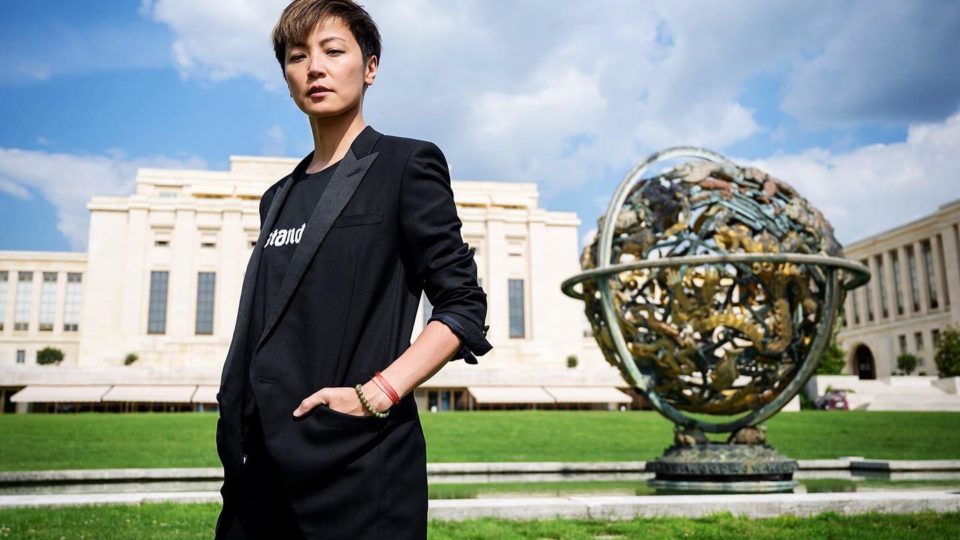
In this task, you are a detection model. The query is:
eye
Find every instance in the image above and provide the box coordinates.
[290,53,305,61]
[327,49,344,55]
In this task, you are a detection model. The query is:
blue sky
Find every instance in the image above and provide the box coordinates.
[1,0,958,253]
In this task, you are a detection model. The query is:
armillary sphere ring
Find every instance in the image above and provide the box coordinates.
[560,146,871,433]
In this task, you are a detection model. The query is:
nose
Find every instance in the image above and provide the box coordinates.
[308,56,326,79]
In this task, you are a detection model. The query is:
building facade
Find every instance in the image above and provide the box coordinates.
[837,199,960,378]
[1,154,631,412]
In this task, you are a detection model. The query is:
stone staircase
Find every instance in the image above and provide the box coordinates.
[804,375,960,412]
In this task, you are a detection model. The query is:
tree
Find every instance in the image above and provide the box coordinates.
[124,353,139,366]
[896,353,919,375]
[816,314,846,375]
[935,324,960,377]
[36,347,64,366]
[566,354,578,369]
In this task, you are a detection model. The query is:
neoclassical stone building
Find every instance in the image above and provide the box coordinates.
[0,154,631,412]
[837,199,960,378]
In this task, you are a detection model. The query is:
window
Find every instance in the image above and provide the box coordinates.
[906,246,920,312]
[14,271,33,331]
[155,240,169,247]
[851,288,861,325]
[891,251,904,316]
[38,272,57,331]
[898,335,907,355]
[875,255,888,319]
[509,278,525,338]
[933,329,941,349]
[0,271,7,331]
[147,270,169,334]
[16,349,25,364]
[915,331,924,351]
[201,241,216,249]
[862,260,874,322]
[195,272,216,335]
[63,273,81,332]
[922,240,937,309]
[936,235,950,308]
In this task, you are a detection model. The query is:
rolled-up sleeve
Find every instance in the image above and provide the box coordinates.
[399,141,492,364]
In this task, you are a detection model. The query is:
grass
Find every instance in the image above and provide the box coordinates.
[0,504,957,539]
[0,410,957,471]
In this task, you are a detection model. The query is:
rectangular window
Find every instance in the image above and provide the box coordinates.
[898,334,907,355]
[933,329,941,350]
[14,271,33,331]
[195,272,216,335]
[891,250,904,316]
[16,349,25,364]
[862,260,874,321]
[922,240,937,309]
[0,271,7,332]
[875,255,888,319]
[38,272,57,331]
[906,246,920,312]
[936,235,950,308]
[147,270,169,334]
[63,273,82,332]
[508,278,525,338]
[915,331,924,351]
[851,288,861,325]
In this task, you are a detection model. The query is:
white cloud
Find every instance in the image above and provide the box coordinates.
[744,112,960,245]
[0,148,206,251]
[140,0,288,89]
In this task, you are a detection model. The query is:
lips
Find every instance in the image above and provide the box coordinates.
[308,85,331,96]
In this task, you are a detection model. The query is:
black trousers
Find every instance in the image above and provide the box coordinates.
[218,413,305,539]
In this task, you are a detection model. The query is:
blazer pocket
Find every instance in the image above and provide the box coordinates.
[332,211,383,228]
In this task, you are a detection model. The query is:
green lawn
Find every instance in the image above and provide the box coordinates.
[0,504,957,539]
[0,410,957,471]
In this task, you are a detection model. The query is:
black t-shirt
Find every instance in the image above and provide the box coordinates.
[242,158,343,421]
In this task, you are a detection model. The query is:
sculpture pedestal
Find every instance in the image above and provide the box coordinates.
[646,442,798,493]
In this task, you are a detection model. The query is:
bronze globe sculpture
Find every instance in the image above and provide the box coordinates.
[561,147,870,492]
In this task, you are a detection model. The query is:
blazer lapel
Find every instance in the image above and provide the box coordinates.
[218,152,309,389]
[254,128,381,356]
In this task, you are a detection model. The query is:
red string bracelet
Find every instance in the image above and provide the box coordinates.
[374,371,401,405]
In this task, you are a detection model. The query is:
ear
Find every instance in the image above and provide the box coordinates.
[364,55,378,86]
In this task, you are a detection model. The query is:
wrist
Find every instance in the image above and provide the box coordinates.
[360,381,394,412]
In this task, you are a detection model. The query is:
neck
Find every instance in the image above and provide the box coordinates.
[306,110,367,173]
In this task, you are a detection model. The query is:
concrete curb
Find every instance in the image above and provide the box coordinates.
[1,490,958,519]
[428,490,960,520]
[3,459,959,485]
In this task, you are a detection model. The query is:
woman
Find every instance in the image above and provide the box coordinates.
[214,1,492,538]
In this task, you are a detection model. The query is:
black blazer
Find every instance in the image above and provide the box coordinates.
[215,125,492,538]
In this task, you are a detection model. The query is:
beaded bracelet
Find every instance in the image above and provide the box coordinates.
[355,383,390,418]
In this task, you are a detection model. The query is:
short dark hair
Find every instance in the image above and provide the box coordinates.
[272,0,381,73]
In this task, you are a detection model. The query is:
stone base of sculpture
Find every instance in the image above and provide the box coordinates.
[646,426,798,493]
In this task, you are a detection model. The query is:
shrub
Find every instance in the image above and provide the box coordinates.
[935,324,960,377]
[566,354,578,369]
[36,347,64,365]
[896,353,919,375]
[124,353,139,366]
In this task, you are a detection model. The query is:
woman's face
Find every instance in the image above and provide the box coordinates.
[284,17,376,119]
